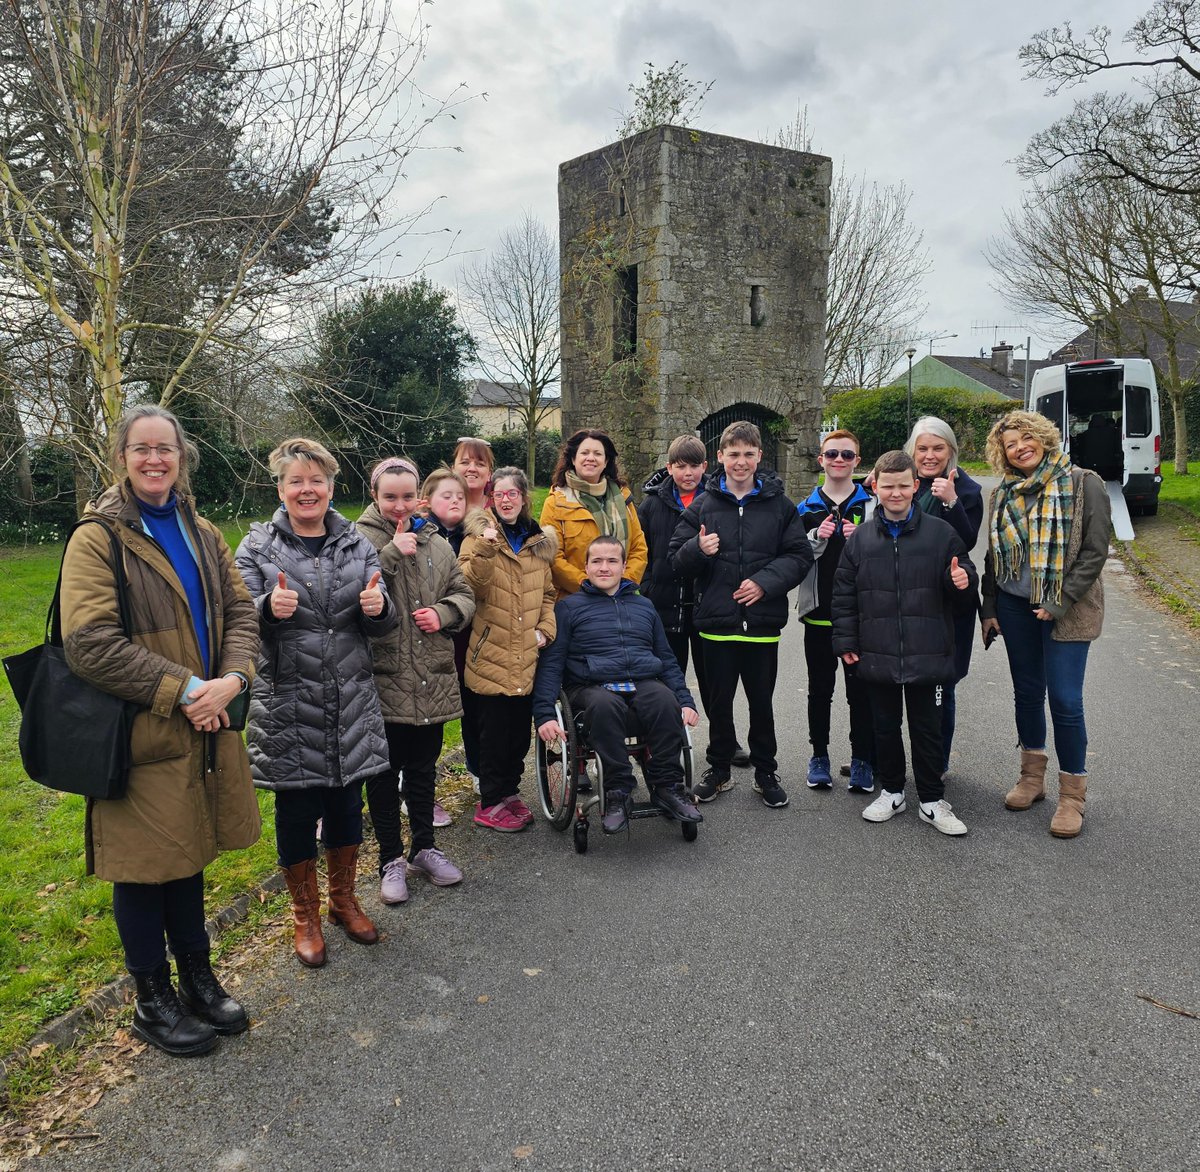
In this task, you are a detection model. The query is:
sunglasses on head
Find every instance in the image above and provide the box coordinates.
[822,448,857,461]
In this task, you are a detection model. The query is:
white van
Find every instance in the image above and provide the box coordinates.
[1028,357,1162,517]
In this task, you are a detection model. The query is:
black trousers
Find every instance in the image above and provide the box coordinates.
[803,622,874,762]
[112,871,209,975]
[458,673,482,777]
[866,681,945,803]
[567,680,685,795]
[702,638,779,776]
[274,783,364,868]
[472,690,533,807]
[366,721,445,869]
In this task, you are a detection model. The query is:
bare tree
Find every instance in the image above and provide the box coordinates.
[0,0,468,511]
[774,110,929,389]
[986,172,1199,470]
[1018,3,1200,197]
[458,215,560,481]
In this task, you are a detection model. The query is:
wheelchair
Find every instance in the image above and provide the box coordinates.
[534,689,698,854]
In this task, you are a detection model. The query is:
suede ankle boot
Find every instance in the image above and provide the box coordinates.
[176,950,249,1035]
[282,858,326,967]
[325,844,378,944]
[1005,748,1048,810]
[1050,772,1086,838]
[132,963,218,1057]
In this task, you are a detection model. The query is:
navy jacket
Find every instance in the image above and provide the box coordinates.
[638,466,702,632]
[532,579,695,726]
[669,472,811,638]
[831,506,978,686]
[796,482,875,623]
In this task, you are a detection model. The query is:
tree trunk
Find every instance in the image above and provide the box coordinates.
[526,419,537,484]
[1172,386,1190,474]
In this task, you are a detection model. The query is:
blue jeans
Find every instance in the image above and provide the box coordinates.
[996,591,1090,775]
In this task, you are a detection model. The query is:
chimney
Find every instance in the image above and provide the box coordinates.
[991,341,1014,377]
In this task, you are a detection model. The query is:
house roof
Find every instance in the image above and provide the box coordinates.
[468,378,560,408]
[1054,297,1200,376]
[929,354,1055,399]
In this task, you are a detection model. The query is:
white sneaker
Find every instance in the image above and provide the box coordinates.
[862,792,906,822]
[470,773,480,795]
[918,799,968,836]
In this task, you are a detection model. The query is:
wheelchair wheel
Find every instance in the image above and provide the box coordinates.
[536,692,578,830]
[573,819,589,854]
[681,820,698,843]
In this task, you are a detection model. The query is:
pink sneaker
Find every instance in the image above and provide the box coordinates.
[432,801,452,828]
[473,802,527,832]
[502,794,534,827]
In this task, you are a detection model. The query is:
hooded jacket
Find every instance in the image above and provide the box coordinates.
[668,472,811,638]
[60,482,261,883]
[234,506,397,790]
[795,482,875,622]
[458,507,557,696]
[637,466,702,632]
[831,505,978,685]
[532,578,696,726]
[355,503,475,725]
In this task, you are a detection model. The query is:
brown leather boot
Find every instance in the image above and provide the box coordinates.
[1005,749,1048,810]
[1050,773,1086,838]
[325,844,379,944]
[281,858,326,967]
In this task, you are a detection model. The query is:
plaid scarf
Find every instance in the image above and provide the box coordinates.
[565,471,629,548]
[990,450,1074,606]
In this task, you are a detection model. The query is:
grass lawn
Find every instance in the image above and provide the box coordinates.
[0,492,484,1060]
[1160,462,1200,518]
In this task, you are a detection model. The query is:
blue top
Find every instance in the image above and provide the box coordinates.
[137,493,210,678]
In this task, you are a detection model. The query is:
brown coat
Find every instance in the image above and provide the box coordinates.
[356,504,475,724]
[458,508,557,696]
[61,483,261,883]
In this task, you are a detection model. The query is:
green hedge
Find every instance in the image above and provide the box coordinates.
[1160,390,1200,464]
[827,386,1017,462]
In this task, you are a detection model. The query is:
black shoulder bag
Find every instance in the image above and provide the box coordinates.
[2,519,138,800]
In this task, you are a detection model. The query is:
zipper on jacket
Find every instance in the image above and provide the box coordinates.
[893,534,904,674]
[471,625,491,663]
[738,503,747,633]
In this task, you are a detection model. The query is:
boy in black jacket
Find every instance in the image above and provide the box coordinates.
[639,434,749,768]
[831,451,978,836]
[670,421,811,808]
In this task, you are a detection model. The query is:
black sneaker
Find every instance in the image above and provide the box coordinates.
[601,790,630,834]
[753,773,789,808]
[731,745,752,768]
[694,768,733,803]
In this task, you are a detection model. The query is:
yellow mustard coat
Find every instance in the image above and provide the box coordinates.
[538,485,648,598]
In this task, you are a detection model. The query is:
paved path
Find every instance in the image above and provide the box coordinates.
[37,531,1200,1171]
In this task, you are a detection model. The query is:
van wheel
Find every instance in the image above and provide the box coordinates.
[1142,501,1158,516]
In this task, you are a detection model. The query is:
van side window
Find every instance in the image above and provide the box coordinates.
[1125,385,1151,438]
[1036,390,1064,434]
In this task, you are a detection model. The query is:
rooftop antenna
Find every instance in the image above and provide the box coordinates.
[972,323,1033,404]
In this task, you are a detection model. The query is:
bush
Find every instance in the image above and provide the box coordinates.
[483,430,561,485]
[827,386,1016,462]
[1160,389,1200,465]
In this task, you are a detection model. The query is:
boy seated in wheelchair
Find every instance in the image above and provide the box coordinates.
[534,536,703,834]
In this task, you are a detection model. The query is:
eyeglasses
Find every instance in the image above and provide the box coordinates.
[126,444,180,459]
[822,449,857,461]
[492,489,522,501]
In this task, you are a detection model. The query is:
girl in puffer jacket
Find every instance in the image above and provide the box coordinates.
[357,458,475,904]
[458,466,557,832]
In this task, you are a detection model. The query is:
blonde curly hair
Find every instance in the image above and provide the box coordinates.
[985,410,1062,475]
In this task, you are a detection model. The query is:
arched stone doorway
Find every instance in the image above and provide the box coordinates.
[698,403,783,473]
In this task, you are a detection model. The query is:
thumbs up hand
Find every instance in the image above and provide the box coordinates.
[392,527,418,555]
[271,571,299,619]
[698,523,719,556]
[932,469,958,507]
[949,555,969,591]
[360,570,386,616]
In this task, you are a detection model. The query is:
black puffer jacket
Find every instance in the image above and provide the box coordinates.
[831,507,978,685]
[669,472,811,637]
[532,579,695,726]
[235,507,397,791]
[638,466,698,632]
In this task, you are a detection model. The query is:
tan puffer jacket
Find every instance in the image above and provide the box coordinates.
[458,507,557,696]
[356,504,475,724]
[60,483,261,884]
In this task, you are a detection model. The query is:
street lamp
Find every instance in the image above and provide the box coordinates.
[904,346,917,439]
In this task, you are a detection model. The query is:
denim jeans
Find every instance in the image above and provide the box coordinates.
[996,591,1091,774]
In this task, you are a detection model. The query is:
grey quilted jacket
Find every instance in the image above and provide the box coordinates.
[235,507,397,791]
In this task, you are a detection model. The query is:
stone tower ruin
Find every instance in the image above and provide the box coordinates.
[558,125,831,497]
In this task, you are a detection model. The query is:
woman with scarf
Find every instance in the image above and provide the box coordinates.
[903,416,984,775]
[980,410,1110,838]
[539,429,648,598]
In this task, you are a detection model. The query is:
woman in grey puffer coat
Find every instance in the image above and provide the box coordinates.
[235,438,397,968]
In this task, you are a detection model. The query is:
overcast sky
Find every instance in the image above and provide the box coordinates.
[382,0,1141,373]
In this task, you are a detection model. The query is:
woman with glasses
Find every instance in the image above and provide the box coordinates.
[903,416,984,776]
[458,467,557,832]
[540,429,647,598]
[60,405,261,1056]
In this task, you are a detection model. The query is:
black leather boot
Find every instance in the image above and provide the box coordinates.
[176,950,249,1035]
[132,963,218,1056]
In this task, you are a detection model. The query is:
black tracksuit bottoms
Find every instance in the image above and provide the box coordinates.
[866,681,946,803]
[702,638,779,777]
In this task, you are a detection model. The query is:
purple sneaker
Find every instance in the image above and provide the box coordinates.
[432,801,452,828]
[379,857,409,904]
[407,847,463,887]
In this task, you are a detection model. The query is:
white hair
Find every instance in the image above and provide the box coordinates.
[904,416,959,471]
